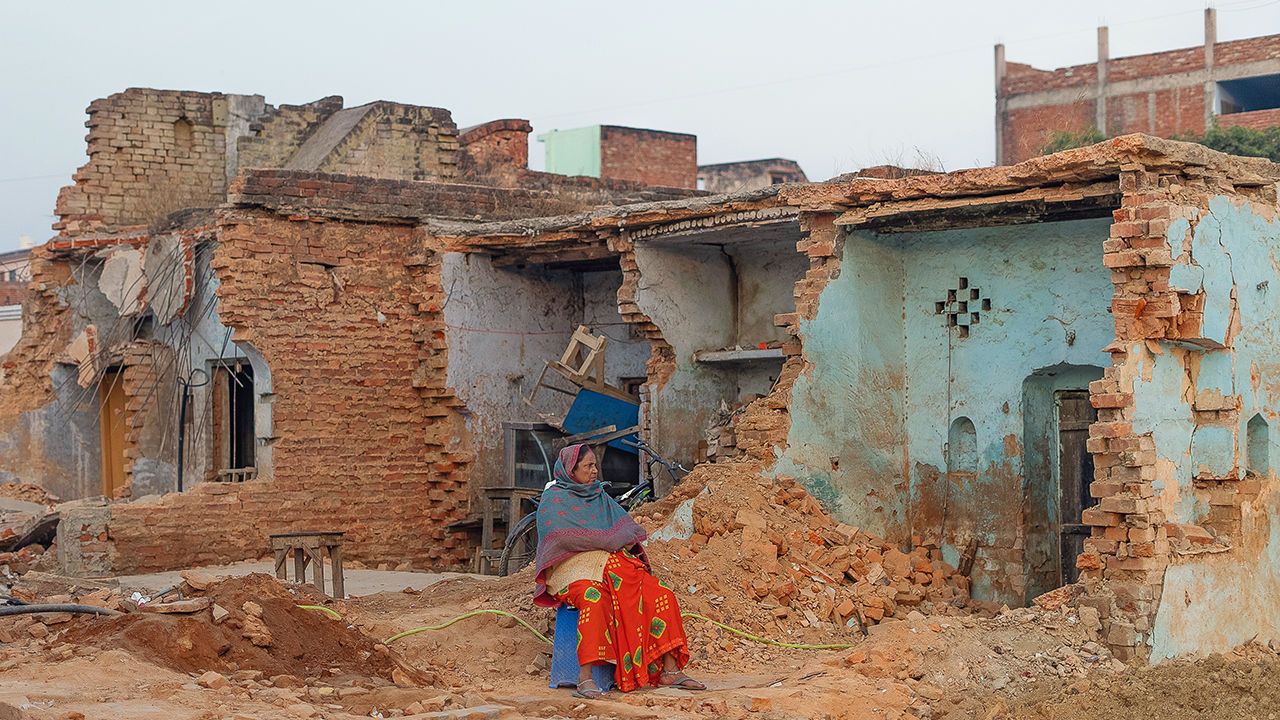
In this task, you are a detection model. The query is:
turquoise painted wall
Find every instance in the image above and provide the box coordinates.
[1147,196,1280,661]
[538,126,601,178]
[778,218,1115,605]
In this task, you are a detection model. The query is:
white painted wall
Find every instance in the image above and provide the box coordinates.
[443,254,645,488]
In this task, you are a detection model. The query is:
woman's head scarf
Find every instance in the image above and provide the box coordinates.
[531,443,648,606]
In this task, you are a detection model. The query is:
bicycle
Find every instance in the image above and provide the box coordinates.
[497,438,691,577]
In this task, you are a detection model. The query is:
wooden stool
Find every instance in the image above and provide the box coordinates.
[270,531,345,598]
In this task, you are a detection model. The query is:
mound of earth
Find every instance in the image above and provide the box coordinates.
[62,573,414,682]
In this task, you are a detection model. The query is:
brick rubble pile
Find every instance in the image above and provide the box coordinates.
[640,462,986,655]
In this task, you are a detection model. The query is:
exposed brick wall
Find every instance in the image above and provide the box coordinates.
[1001,102,1097,176]
[55,89,231,235]
[599,126,697,189]
[0,249,75,420]
[117,340,175,499]
[1077,165,1278,662]
[315,104,458,182]
[732,213,840,462]
[237,96,346,171]
[98,211,473,572]
[230,169,701,224]
[0,282,25,307]
[1218,107,1280,130]
[458,119,532,180]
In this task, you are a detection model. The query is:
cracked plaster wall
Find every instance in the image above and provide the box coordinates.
[1146,195,1280,660]
[777,219,1114,605]
[441,254,646,492]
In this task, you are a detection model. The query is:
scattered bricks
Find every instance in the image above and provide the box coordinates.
[197,671,229,690]
[1106,621,1139,647]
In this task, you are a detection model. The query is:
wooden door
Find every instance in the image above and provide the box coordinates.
[1056,390,1097,585]
[99,370,127,497]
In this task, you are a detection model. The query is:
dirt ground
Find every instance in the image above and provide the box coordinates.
[2,468,1280,718]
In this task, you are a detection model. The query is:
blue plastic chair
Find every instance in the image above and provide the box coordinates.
[549,605,616,691]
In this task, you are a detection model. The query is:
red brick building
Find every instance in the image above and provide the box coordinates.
[996,9,1280,164]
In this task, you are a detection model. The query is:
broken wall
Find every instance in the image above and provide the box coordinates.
[1092,190,1280,661]
[59,210,474,573]
[55,89,266,235]
[778,218,1115,605]
[1071,161,1280,663]
[440,254,646,491]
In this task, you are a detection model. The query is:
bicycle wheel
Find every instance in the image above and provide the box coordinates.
[499,513,539,576]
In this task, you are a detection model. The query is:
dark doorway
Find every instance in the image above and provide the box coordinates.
[1056,390,1097,585]
[211,362,255,480]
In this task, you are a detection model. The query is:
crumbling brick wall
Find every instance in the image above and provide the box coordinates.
[236,96,346,171]
[0,249,75,419]
[315,104,459,181]
[458,119,533,182]
[1078,161,1280,662]
[94,210,474,572]
[55,89,236,235]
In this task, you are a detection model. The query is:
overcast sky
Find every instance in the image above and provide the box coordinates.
[1,0,1277,252]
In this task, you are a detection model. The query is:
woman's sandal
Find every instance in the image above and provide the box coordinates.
[572,678,605,700]
[658,670,706,691]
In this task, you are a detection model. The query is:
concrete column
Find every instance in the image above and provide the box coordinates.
[995,43,1007,165]
[1204,7,1218,129]
[1096,26,1109,135]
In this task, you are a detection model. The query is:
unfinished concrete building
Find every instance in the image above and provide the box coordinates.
[997,9,1280,164]
[451,135,1280,663]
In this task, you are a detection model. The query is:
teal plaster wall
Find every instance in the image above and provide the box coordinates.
[1148,196,1280,661]
[777,218,1114,605]
[538,126,601,178]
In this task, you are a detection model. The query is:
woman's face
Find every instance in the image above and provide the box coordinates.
[571,449,599,484]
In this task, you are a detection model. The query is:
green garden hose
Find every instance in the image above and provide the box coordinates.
[383,608,553,645]
[299,604,860,651]
[296,604,342,621]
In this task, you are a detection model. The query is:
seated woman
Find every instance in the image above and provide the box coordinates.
[533,443,704,699]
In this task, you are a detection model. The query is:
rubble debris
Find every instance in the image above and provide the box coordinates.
[638,462,978,652]
[57,574,415,681]
[0,483,59,506]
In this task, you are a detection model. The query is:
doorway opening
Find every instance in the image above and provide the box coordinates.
[1054,389,1097,586]
[211,361,255,481]
[98,368,127,497]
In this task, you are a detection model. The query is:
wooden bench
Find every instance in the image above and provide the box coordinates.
[270,531,345,598]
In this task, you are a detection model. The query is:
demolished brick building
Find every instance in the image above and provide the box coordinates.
[4,86,1280,667]
[448,135,1280,663]
[0,88,701,574]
